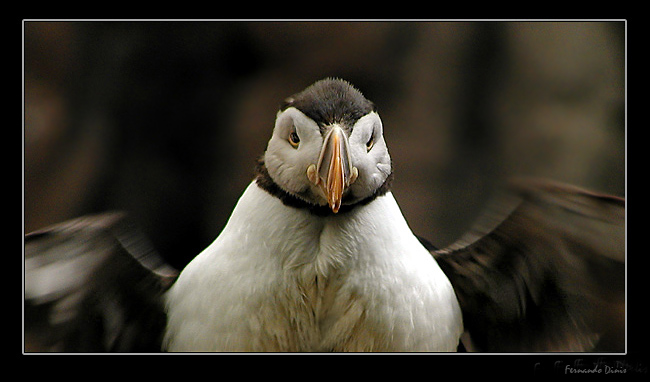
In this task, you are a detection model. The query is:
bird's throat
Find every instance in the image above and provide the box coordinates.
[254,158,393,217]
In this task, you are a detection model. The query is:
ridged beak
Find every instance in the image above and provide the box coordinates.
[307,125,358,213]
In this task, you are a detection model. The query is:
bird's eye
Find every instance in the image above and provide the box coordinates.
[366,133,375,152]
[288,128,300,148]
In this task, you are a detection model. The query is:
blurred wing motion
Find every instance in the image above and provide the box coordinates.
[432,179,625,352]
[24,212,178,352]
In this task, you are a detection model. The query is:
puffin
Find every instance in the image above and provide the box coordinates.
[24,78,625,352]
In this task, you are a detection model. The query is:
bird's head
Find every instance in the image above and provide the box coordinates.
[262,78,392,214]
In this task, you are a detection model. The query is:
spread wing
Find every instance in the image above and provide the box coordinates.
[24,212,178,352]
[431,179,625,352]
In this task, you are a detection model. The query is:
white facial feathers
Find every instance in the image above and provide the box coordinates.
[265,108,322,198]
[264,107,391,208]
[345,112,391,197]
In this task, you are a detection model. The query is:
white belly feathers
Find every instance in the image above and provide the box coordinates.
[163,182,463,352]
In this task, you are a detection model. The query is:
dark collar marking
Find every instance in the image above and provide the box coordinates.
[254,158,392,217]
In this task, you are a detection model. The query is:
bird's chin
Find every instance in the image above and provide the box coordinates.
[298,186,361,211]
[283,185,327,208]
[312,184,366,206]
[303,187,339,209]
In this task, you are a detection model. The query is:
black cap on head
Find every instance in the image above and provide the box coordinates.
[281,78,376,134]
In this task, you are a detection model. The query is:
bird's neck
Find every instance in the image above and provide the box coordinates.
[218,180,417,275]
[253,158,393,217]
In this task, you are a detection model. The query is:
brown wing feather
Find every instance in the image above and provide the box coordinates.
[433,179,625,352]
[24,212,178,352]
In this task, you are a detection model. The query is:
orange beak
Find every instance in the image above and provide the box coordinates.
[308,125,358,213]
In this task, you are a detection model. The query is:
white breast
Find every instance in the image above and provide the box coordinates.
[163,182,463,352]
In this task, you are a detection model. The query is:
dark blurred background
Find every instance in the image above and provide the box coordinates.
[24,21,625,270]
